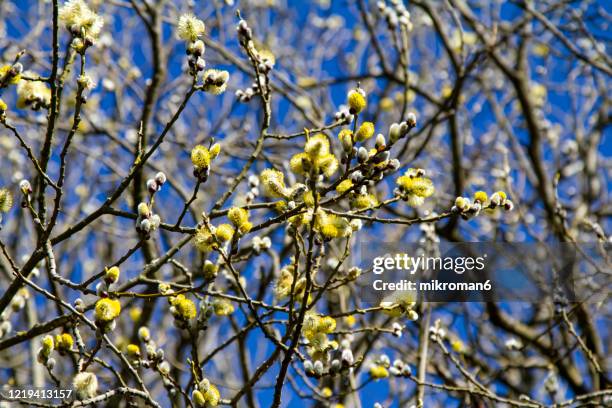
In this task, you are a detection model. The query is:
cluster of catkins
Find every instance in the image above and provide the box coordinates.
[235,18,274,103]
[304,333,355,378]
[394,167,435,207]
[0,286,33,339]
[177,14,207,74]
[135,172,165,236]
[452,190,514,219]
[0,62,23,89]
[377,0,413,30]
[36,332,74,372]
[177,13,230,93]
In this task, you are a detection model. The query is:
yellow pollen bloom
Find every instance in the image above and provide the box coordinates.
[473,191,488,203]
[260,168,287,198]
[55,333,74,351]
[104,266,120,283]
[94,298,121,323]
[215,224,234,242]
[177,13,205,42]
[171,294,197,320]
[347,89,366,114]
[126,344,141,357]
[355,122,375,142]
[191,145,211,170]
[41,335,54,358]
[369,365,389,379]
[212,299,235,316]
[335,179,353,194]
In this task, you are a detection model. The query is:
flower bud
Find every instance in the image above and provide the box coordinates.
[406,112,417,128]
[19,180,32,195]
[375,133,386,149]
[155,172,167,186]
[357,147,368,163]
[147,179,158,193]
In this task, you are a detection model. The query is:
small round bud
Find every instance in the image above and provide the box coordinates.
[19,180,32,195]
[155,172,167,186]
[357,147,368,163]
[195,57,206,71]
[406,112,417,128]
[375,133,386,149]
[47,357,56,370]
[147,179,158,193]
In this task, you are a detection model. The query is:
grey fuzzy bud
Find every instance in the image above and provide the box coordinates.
[192,40,205,56]
[341,348,354,365]
[389,123,401,143]
[46,358,56,370]
[357,147,368,163]
[140,219,152,232]
[313,360,324,376]
[195,57,206,71]
[388,159,400,171]
[406,112,417,128]
[147,179,158,193]
[155,172,166,186]
[11,63,23,75]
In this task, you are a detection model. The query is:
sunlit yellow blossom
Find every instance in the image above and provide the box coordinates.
[40,335,54,358]
[104,266,120,283]
[260,168,288,198]
[73,372,98,400]
[212,299,235,316]
[396,170,435,207]
[203,261,219,280]
[347,88,366,114]
[55,333,73,351]
[129,307,142,322]
[94,298,121,323]
[473,191,488,203]
[338,129,353,150]
[344,315,356,327]
[352,193,378,210]
[193,390,206,407]
[0,65,20,85]
[335,179,353,194]
[126,344,140,357]
[209,143,221,159]
[16,76,51,109]
[355,122,375,142]
[191,145,211,170]
[369,364,389,379]
[203,384,220,406]
[171,294,197,320]
[203,69,229,95]
[304,134,330,157]
[451,339,465,353]
[59,0,104,39]
[316,211,351,239]
[215,223,234,242]
[0,189,13,213]
[194,226,216,252]
[228,207,252,234]
[291,134,339,178]
[177,13,205,42]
